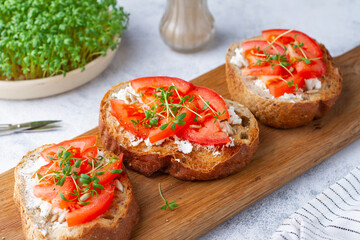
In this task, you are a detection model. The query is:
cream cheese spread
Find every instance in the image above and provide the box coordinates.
[112,84,142,104]
[305,78,322,90]
[230,48,249,67]
[174,136,193,154]
[228,106,242,125]
[19,155,68,236]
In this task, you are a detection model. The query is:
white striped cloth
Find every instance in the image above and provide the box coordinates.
[272,166,360,240]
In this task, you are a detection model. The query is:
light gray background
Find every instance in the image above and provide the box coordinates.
[1,0,359,239]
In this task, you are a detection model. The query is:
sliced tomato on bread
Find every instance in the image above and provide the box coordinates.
[148,103,195,143]
[177,117,231,145]
[31,136,127,229]
[175,86,230,145]
[267,74,305,98]
[40,136,97,162]
[110,99,151,139]
[66,181,115,227]
[112,78,231,145]
[262,29,323,58]
[190,86,230,121]
[95,154,124,185]
[294,58,326,79]
[242,65,284,76]
[33,162,61,179]
[33,176,76,210]
[242,40,286,56]
[241,40,288,76]
[261,29,326,79]
[130,76,194,94]
[236,29,326,98]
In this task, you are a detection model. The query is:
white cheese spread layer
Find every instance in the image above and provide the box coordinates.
[277,92,303,102]
[228,106,242,125]
[305,78,322,90]
[225,137,235,147]
[126,132,144,147]
[19,155,68,236]
[112,84,142,104]
[254,79,268,92]
[253,78,303,102]
[144,138,166,147]
[174,136,193,154]
[230,48,249,67]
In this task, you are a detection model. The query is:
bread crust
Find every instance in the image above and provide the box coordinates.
[99,82,259,181]
[225,36,342,128]
[14,145,140,240]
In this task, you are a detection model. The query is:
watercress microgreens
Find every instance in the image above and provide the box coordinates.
[0,0,129,80]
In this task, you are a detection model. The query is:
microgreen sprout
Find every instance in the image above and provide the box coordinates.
[286,80,299,91]
[278,76,299,91]
[159,183,178,211]
[197,94,226,122]
[0,0,129,80]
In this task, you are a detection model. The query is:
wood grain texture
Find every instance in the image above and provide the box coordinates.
[1,46,360,240]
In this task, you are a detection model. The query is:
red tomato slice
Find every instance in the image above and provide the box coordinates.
[32,162,61,179]
[242,40,286,55]
[96,154,124,185]
[177,118,231,145]
[267,74,305,98]
[33,176,76,210]
[262,29,323,58]
[148,103,195,143]
[242,65,283,76]
[294,59,326,79]
[139,88,158,106]
[66,181,115,227]
[140,88,182,111]
[241,40,287,76]
[130,76,194,94]
[190,86,229,121]
[40,136,97,162]
[78,146,98,174]
[259,76,279,87]
[286,43,303,60]
[110,99,150,139]
[82,146,98,159]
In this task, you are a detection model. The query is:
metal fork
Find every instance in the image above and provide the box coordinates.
[0,120,61,136]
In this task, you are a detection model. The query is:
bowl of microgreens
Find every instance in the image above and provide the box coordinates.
[0,0,129,100]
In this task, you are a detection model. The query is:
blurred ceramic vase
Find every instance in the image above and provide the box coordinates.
[159,0,215,52]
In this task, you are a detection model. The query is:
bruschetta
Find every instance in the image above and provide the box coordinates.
[14,136,139,240]
[99,77,259,180]
[225,29,342,128]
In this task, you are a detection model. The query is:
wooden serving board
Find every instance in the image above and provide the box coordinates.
[1,46,360,240]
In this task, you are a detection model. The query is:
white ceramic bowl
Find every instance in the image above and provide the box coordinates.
[0,46,118,100]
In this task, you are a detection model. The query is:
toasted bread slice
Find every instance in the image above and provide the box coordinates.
[99,81,259,181]
[14,145,139,240]
[225,36,342,128]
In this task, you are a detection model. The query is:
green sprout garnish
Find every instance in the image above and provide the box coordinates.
[37,146,122,206]
[159,183,178,211]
